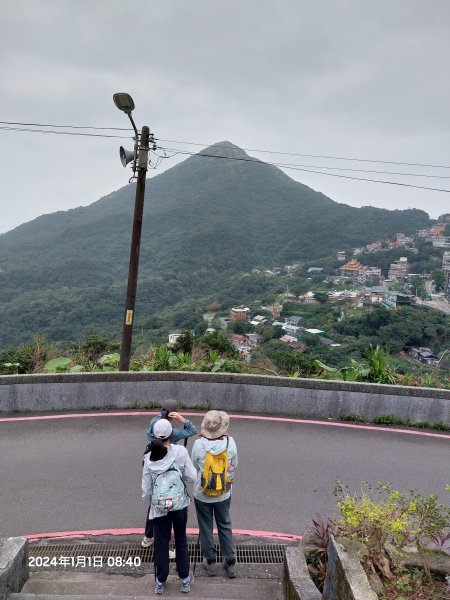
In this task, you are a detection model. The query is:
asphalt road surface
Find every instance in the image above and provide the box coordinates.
[0,411,449,538]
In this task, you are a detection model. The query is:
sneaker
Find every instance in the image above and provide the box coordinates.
[155,578,166,594]
[169,548,176,560]
[141,536,153,548]
[202,557,217,576]
[180,571,194,593]
[224,560,237,578]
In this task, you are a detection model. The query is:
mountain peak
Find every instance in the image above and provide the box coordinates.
[199,141,250,160]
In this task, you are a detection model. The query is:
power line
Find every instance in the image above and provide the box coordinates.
[1,119,449,169]
[157,139,450,170]
[157,147,450,193]
[0,126,131,139]
[2,121,450,191]
[160,146,450,179]
[0,120,132,131]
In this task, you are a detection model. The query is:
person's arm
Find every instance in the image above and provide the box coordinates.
[145,416,159,443]
[227,437,238,481]
[191,440,200,472]
[179,447,197,483]
[141,459,153,500]
[168,412,198,443]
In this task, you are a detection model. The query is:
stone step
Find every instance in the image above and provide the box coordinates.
[10,571,283,600]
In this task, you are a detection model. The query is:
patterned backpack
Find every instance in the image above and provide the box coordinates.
[151,464,189,516]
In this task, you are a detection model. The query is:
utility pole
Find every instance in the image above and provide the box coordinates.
[119,125,150,371]
[113,93,155,371]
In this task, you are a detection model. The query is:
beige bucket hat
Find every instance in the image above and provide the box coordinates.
[201,410,230,439]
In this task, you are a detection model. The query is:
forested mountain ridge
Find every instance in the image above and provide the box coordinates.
[0,142,431,345]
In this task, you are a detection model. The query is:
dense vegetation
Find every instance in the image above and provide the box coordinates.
[0,142,431,346]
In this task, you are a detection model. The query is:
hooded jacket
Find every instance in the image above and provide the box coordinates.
[191,436,238,503]
[142,444,197,519]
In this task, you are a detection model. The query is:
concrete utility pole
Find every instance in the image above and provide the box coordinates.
[119,125,150,371]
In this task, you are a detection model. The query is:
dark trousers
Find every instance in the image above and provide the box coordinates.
[145,505,154,538]
[153,507,190,583]
[194,497,235,564]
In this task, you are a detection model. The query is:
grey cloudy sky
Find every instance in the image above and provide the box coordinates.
[0,0,449,234]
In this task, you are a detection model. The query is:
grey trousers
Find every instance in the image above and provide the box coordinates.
[194,496,235,564]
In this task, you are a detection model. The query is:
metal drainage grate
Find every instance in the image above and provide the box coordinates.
[30,542,286,568]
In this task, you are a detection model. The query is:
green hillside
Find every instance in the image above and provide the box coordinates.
[0,142,430,345]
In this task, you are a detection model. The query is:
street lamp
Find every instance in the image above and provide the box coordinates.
[113,92,154,371]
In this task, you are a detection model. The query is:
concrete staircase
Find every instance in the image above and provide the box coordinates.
[9,570,284,600]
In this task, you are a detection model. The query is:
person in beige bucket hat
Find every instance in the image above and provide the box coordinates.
[191,410,238,578]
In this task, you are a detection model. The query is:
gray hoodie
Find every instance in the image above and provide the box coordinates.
[191,436,238,503]
[142,444,197,519]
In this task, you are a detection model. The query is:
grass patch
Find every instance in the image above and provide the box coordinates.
[432,422,450,432]
[340,414,367,423]
[373,414,411,426]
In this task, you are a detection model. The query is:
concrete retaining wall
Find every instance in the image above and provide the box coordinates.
[0,372,449,424]
[284,545,322,600]
[323,536,378,600]
[0,538,28,600]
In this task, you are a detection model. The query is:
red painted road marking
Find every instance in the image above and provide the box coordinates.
[1,411,449,439]
[25,528,301,542]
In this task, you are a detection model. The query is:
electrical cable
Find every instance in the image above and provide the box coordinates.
[0,125,131,139]
[1,121,449,191]
[157,139,450,170]
[158,145,450,180]
[0,120,132,131]
[157,147,450,193]
[1,120,449,169]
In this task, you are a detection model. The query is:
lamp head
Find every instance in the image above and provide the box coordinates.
[113,93,135,114]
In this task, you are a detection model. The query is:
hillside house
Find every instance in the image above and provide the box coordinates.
[245,333,265,348]
[319,337,342,348]
[279,335,298,344]
[443,252,450,297]
[307,267,324,275]
[368,286,386,303]
[230,307,250,321]
[283,324,302,337]
[383,291,413,309]
[298,292,317,304]
[271,303,282,318]
[168,330,182,346]
[359,266,382,286]
[303,328,325,335]
[284,315,303,326]
[408,347,439,365]
[388,257,409,281]
[432,237,450,248]
[250,315,268,326]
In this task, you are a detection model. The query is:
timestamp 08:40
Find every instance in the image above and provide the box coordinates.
[29,556,142,568]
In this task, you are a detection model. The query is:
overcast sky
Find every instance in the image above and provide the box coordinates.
[0,0,449,234]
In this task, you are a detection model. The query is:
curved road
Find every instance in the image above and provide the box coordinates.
[0,411,449,539]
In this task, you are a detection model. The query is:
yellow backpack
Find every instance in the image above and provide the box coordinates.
[201,438,232,497]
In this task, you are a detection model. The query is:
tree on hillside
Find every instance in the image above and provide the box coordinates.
[0,334,56,374]
[431,269,445,292]
[228,320,254,335]
[172,330,195,354]
[200,330,237,358]
[69,336,120,370]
